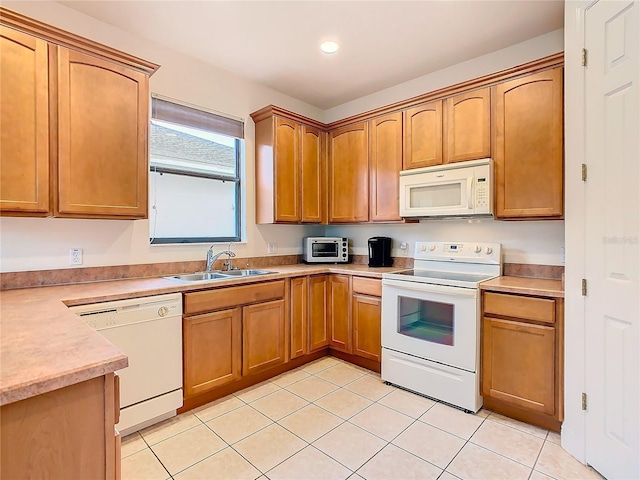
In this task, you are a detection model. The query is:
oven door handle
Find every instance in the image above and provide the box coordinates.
[382,279,478,298]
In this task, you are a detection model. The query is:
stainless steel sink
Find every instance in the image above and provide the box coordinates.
[165,269,275,282]
[165,272,229,282]
[218,269,275,277]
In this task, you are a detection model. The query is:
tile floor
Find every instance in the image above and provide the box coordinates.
[121,357,603,480]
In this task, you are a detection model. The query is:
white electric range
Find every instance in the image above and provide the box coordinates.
[381,241,502,413]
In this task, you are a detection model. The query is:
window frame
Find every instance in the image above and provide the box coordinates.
[149,97,243,245]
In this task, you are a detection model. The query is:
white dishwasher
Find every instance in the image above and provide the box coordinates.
[71,293,183,436]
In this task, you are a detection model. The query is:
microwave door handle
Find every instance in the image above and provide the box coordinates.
[383,279,478,298]
[467,179,473,209]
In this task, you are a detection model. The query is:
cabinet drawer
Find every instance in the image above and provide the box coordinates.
[352,277,382,297]
[484,292,555,324]
[184,280,285,315]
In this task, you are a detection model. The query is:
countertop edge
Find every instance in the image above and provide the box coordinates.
[480,276,565,298]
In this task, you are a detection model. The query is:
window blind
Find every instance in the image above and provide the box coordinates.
[151,96,244,139]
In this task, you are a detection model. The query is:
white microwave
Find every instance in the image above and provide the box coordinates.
[399,158,493,218]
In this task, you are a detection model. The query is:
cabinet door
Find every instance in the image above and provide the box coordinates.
[369,112,403,222]
[482,317,556,415]
[183,308,242,398]
[329,123,369,222]
[243,299,286,376]
[0,27,50,215]
[493,68,563,218]
[301,125,325,223]
[309,275,330,351]
[444,88,491,163]
[274,117,300,222]
[56,48,149,218]
[328,275,351,353]
[352,294,381,362]
[403,101,443,169]
[290,277,308,359]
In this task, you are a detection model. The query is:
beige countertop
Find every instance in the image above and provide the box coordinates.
[480,275,564,298]
[0,264,403,406]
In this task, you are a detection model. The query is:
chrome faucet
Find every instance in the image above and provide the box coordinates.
[205,247,236,271]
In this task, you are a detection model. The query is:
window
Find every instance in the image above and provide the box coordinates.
[149,96,244,244]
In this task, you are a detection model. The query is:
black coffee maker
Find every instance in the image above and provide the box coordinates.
[368,237,393,267]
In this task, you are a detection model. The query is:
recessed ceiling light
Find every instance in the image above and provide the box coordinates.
[320,41,339,54]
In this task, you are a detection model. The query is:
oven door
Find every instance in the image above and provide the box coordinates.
[382,278,480,372]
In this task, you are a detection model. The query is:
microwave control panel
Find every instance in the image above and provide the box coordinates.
[475,176,490,213]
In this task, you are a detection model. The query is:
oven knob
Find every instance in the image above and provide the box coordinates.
[429,244,436,251]
[474,245,482,253]
[485,247,493,255]
[420,244,427,251]
[158,306,169,317]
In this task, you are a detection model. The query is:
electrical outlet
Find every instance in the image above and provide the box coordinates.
[399,242,409,256]
[69,248,83,265]
[267,243,277,254]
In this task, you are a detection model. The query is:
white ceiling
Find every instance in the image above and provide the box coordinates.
[60,1,564,109]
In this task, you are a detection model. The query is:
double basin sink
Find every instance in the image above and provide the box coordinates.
[166,269,276,283]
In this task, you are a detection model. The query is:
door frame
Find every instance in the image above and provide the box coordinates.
[563,0,594,464]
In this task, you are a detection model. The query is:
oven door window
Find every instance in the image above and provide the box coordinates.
[312,242,338,257]
[398,296,454,346]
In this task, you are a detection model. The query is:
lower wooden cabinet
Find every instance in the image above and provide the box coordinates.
[352,294,382,362]
[309,275,330,351]
[1,374,119,479]
[290,277,308,359]
[183,308,242,397]
[243,299,286,376]
[481,290,563,431]
[328,275,352,353]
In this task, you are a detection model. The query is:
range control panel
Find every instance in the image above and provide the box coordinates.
[414,241,502,265]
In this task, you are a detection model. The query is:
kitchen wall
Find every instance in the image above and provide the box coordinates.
[0,0,325,273]
[0,1,565,272]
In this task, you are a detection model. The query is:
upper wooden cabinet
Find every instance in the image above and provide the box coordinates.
[403,101,443,169]
[56,48,149,218]
[0,11,159,219]
[0,27,50,215]
[253,111,326,224]
[369,112,403,222]
[444,88,491,163]
[493,68,564,219]
[329,122,369,223]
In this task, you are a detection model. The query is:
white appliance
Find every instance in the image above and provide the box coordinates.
[399,158,493,218]
[381,241,501,413]
[71,293,183,435]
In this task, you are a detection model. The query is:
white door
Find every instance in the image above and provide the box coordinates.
[584,1,639,478]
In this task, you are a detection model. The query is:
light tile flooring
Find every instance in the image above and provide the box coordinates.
[122,357,603,480]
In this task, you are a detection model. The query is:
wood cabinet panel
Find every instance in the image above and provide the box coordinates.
[274,117,300,222]
[352,294,381,362]
[482,317,556,415]
[309,275,330,351]
[444,88,491,163]
[0,26,50,215]
[1,375,114,479]
[243,299,286,376]
[56,47,149,218]
[184,280,285,315]
[328,275,351,352]
[183,308,241,397]
[290,277,308,359]
[301,125,325,223]
[369,112,403,221]
[493,68,563,219]
[403,101,443,169]
[352,277,382,297]
[484,292,556,324]
[329,123,369,222]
